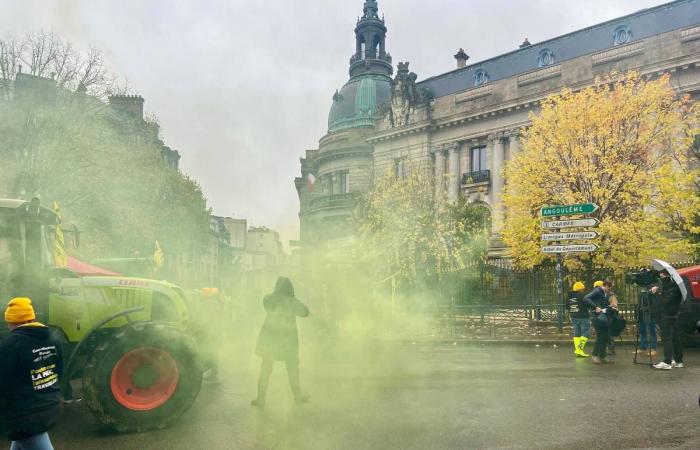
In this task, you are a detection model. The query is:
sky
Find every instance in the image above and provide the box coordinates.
[0,0,669,248]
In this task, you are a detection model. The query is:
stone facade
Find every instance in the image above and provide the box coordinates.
[297,0,700,255]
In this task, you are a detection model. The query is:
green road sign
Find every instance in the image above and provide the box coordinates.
[540,203,599,217]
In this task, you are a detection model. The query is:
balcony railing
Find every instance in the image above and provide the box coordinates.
[308,192,359,211]
[462,170,491,185]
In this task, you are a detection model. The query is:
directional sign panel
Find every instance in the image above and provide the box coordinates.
[541,218,600,229]
[542,244,599,254]
[541,231,599,241]
[541,203,599,217]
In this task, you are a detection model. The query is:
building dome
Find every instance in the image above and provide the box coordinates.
[328,74,391,133]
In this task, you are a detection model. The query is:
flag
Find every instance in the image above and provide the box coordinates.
[52,202,67,268]
[306,173,316,192]
[153,240,164,270]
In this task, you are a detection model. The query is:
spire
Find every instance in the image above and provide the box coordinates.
[362,0,379,19]
[349,0,392,78]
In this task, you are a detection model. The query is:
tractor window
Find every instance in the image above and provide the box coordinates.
[0,216,22,301]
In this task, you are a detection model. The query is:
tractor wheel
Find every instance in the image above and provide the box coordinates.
[82,322,203,432]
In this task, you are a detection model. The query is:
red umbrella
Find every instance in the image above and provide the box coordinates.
[66,256,120,276]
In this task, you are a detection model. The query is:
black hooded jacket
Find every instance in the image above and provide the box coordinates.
[657,277,683,318]
[255,277,309,362]
[0,324,63,441]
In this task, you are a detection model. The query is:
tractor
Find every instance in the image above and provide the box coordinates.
[0,198,203,432]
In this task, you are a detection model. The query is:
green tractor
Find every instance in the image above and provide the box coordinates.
[0,198,203,432]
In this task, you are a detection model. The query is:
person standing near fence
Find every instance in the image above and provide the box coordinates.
[566,281,591,358]
[584,280,614,364]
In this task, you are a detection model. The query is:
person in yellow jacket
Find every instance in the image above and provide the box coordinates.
[566,282,591,357]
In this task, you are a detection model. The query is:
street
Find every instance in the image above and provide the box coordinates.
[50,343,700,450]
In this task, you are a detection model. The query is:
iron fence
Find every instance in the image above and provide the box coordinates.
[423,259,698,337]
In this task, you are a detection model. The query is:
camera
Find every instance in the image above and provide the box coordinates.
[624,268,659,286]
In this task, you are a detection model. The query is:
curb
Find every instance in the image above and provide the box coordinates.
[406,338,638,346]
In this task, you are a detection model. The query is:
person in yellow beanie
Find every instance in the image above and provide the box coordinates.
[566,282,591,357]
[0,298,63,450]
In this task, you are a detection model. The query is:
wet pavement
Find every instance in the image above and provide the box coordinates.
[50,342,700,450]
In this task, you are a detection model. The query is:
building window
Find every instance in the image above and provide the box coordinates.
[339,171,350,194]
[474,69,489,86]
[394,158,407,179]
[537,48,555,67]
[613,25,632,45]
[471,146,487,172]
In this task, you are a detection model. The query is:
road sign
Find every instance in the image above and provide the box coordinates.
[540,203,599,217]
[541,244,598,253]
[541,231,599,241]
[541,218,600,229]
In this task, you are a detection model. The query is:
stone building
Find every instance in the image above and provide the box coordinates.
[297,0,700,255]
[108,95,181,170]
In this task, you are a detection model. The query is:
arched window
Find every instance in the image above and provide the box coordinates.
[613,25,632,45]
[474,69,489,87]
[537,48,555,67]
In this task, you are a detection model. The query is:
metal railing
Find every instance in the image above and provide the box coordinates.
[462,170,490,185]
[308,192,359,210]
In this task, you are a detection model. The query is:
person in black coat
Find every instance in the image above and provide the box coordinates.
[651,270,684,370]
[583,280,614,363]
[0,298,63,450]
[251,277,310,407]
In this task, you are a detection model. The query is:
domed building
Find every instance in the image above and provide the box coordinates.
[295,0,393,250]
[297,0,700,258]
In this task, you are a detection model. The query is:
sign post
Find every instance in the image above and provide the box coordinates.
[539,203,600,333]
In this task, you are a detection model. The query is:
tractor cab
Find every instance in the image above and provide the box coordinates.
[0,198,59,323]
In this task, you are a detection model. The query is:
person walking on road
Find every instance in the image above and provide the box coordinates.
[651,270,684,370]
[251,277,310,407]
[584,280,614,364]
[566,282,591,357]
[0,298,63,450]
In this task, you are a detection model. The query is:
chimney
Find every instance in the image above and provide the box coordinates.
[454,48,469,69]
[108,94,144,120]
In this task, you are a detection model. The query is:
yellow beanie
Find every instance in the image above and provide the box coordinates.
[572,281,585,292]
[593,280,604,288]
[4,297,36,323]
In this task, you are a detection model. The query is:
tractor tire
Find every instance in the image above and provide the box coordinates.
[82,322,203,433]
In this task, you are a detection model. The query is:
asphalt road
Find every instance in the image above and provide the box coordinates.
[48,342,700,450]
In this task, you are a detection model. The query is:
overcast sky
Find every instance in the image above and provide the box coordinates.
[1,0,668,247]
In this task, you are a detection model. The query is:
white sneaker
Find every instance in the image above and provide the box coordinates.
[671,361,684,368]
[653,362,673,370]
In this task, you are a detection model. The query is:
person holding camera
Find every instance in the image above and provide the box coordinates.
[651,270,684,370]
[566,281,591,357]
[584,280,614,364]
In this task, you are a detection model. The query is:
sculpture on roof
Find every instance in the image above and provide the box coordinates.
[387,62,431,128]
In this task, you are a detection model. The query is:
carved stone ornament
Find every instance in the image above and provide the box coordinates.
[388,62,432,128]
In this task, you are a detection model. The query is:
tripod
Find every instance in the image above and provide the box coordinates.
[633,290,656,367]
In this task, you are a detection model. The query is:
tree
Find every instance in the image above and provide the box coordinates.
[503,72,700,271]
[358,161,489,284]
[0,32,211,279]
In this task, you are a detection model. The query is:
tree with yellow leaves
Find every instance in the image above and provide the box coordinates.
[358,161,489,284]
[503,72,700,271]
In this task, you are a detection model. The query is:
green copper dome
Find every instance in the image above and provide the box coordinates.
[328,74,391,133]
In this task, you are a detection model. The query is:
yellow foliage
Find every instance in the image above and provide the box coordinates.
[358,162,487,282]
[503,72,700,271]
